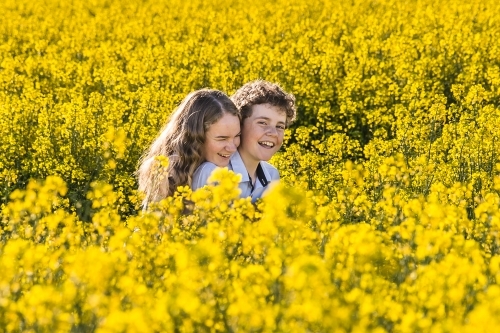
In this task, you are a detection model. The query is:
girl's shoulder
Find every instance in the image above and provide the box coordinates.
[191,161,219,190]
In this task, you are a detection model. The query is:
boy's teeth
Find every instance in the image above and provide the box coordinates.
[259,141,275,147]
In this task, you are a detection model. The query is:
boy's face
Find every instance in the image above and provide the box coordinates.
[239,103,287,164]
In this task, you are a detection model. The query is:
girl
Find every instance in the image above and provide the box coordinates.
[137,89,241,207]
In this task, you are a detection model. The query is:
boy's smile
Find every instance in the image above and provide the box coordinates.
[239,103,286,167]
[259,141,275,148]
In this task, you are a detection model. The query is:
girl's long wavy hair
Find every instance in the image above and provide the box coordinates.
[137,89,239,206]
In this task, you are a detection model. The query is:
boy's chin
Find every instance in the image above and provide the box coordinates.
[256,151,277,162]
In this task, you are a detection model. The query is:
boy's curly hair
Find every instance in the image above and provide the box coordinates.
[231,80,296,126]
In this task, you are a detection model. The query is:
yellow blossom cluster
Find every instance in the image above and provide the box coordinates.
[2,0,500,331]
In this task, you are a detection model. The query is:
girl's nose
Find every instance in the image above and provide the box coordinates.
[226,141,237,152]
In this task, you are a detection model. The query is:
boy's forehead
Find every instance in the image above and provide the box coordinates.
[249,103,286,119]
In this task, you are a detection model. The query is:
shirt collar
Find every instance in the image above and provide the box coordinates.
[230,151,272,186]
[229,151,249,182]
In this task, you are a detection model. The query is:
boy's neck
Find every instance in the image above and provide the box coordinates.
[238,149,259,183]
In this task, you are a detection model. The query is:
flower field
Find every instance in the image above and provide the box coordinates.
[2,0,500,331]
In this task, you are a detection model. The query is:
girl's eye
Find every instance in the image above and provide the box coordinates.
[258,121,267,125]
[277,125,285,130]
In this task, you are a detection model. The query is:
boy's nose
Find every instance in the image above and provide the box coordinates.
[266,126,278,137]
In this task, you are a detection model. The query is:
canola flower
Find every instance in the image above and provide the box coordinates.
[2,0,500,331]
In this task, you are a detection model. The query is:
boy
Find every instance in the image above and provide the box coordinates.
[192,80,296,202]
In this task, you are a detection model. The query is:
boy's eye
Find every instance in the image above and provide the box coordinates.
[258,121,267,125]
[277,125,285,130]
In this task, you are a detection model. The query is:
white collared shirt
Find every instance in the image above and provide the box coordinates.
[192,151,280,202]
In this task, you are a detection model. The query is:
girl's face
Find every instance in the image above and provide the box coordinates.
[238,103,286,164]
[202,113,241,166]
